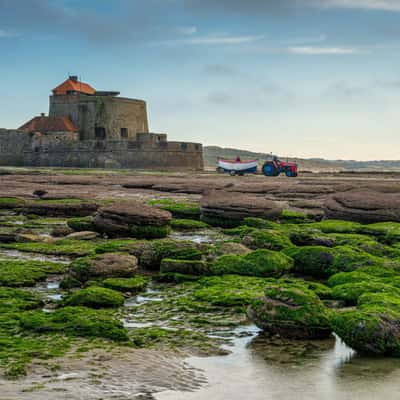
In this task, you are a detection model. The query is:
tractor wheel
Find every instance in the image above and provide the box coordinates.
[262,162,279,177]
[286,170,298,178]
[229,170,236,176]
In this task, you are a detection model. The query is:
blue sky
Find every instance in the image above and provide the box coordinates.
[1,0,400,160]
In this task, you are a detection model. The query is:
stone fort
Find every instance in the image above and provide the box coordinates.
[0,76,203,170]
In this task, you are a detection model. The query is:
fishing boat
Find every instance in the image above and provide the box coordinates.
[217,158,258,175]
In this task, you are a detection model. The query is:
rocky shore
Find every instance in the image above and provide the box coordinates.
[1,168,400,398]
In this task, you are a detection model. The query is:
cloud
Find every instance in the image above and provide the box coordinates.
[0,29,18,38]
[184,0,400,14]
[161,34,265,46]
[176,25,197,35]
[204,64,238,76]
[317,0,400,12]
[287,46,367,54]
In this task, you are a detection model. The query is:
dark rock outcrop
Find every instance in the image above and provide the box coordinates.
[200,191,282,227]
[93,202,172,239]
[324,190,400,223]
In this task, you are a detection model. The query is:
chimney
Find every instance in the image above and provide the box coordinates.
[69,75,78,82]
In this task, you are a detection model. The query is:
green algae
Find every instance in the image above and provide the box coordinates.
[20,307,129,341]
[248,280,332,339]
[102,276,149,293]
[170,219,209,230]
[160,258,210,275]
[67,216,95,232]
[63,287,125,308]
[148,198,201,219]
[210,250,293,278]
[284,245,382,278]
[331,281,400,305]
[0,260,67,287]
[241,229,293,251]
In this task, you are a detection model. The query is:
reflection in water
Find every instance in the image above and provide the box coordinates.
[156,327,400,400]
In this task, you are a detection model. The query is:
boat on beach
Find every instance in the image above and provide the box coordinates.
[217,158,258,175]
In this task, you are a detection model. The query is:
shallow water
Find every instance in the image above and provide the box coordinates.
[156,327,400,400]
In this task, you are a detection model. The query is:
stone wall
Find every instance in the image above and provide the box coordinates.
[49,94,149,141]
[0,130,203,170]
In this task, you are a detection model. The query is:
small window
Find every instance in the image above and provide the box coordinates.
[120,128,128,138]
[95,127,106,139]
[181,143,188,150]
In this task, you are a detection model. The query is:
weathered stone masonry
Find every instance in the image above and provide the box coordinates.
[0,129,204,170]
[0,77,204,170]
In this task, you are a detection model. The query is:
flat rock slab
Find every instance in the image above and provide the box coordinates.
[21,201,98,217]
[200,190,282,221]
[94,202,172,237]
[324,190,400,223]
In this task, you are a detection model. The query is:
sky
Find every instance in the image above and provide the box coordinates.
[1,0,400,160]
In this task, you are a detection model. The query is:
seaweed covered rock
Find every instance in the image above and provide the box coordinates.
[93,202,172,239]
[248,281,332,339]
[22,199,98,217]
[284,245,381,278]
[70,253,138,282]
[67,216,96,232]
[210,249,293,278]
[0,259,66,287]
[160,259,210,275]
[200,191,282,228]
[20,306,128,341]
[193,275,268,307]
[148,199,201,219]
[331,281,400,306]
[242,229,292,251]
[170,219,209,230]
[213,242,252,257]
[324,190,400,223]
[63,286,125,308]
[130,239,203,270]
[332,294,400,356]
[0,287,43,313]
[102,276,149,293]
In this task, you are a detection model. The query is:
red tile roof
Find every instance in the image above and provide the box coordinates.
[18,116,79,133]
[52,78,96,95]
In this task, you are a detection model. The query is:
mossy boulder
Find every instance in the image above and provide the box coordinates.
[63,286,125,308]
[148,198,201,219]
[241,229,293,251]
[213,242,251,257]
[102,276,149,293]
[0,197,25,209]
[289,230,335,247]
[67,216,95,232]
[0,260,66,287]
[131,239,203,270]
[0,287,43,313]
[20,306,128,341]
[331,281,400,306]
[69,253,138,282]
[284,245,381,278]
[308,220,362,234]
[170,219,209,230]
[210,249,293,278]
[360,222,400,245]
[248,281,332,339]
[93,202,171,239]
[193,275,268,307]
[0,239,98,257]
[280,210,313,224]
[332,294,400,356]
[160,259,210,275]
